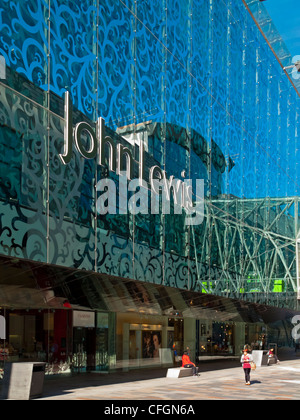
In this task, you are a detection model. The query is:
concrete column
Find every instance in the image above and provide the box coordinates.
[234,322,245,355]
[184,318,196,361]
[122,323,129,371]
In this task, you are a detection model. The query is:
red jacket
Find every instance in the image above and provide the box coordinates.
[182,354,195,367]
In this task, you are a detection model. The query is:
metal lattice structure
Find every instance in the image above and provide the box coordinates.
[190,197,300,308]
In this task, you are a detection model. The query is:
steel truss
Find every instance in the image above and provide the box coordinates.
[191,196,300,306]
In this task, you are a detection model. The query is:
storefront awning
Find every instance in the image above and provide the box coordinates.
[0,254,298,324]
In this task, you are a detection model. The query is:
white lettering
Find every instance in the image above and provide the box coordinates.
[104,405,139,418]
[96,178,117,215]
[184,179,205,226]
[148,404,195,415]
[128,178,149,215]
[292,315,300,340]
[0,55,6,80]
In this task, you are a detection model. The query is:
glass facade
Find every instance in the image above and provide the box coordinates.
[0,0,300,374]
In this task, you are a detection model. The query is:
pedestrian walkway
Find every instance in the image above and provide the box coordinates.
[38,357,300,400]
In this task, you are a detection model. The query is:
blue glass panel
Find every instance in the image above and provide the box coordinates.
[50,0,97,119]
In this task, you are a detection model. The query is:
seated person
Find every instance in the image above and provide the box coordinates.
[267,348,279,365]
[182,351,198,376]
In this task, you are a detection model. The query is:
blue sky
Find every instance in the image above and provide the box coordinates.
[263,0,300,58]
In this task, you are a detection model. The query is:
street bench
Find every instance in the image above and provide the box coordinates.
[166,367,194,378]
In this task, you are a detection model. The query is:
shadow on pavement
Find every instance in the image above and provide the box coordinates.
[2,351,299,399]
[41,359,241,399]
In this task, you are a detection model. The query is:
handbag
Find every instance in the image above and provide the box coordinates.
[250,361,256,370]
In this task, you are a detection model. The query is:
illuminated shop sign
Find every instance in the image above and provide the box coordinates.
[59,92,204,225]
[73,311,95,328]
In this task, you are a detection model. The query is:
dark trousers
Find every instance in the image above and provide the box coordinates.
[244,368,251,383]
[184,364,198,375]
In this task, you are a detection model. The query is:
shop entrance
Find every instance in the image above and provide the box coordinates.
[72,310,95,372]
[72,311,109,373]
[116,313,183,370]
[211,322,234,354]
[72,327,95,372]
[0,308,73,376]
[128,326,163,367]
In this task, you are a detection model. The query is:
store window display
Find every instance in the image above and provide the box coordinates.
[0,309,72,375]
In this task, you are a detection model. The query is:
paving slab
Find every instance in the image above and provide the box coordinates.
[34,358,300,401]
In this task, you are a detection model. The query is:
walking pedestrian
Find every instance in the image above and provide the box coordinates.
[240,348,253,385]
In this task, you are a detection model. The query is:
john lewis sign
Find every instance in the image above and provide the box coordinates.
[59,92,204,226]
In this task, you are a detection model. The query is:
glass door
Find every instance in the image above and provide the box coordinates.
[72,327,96,372]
